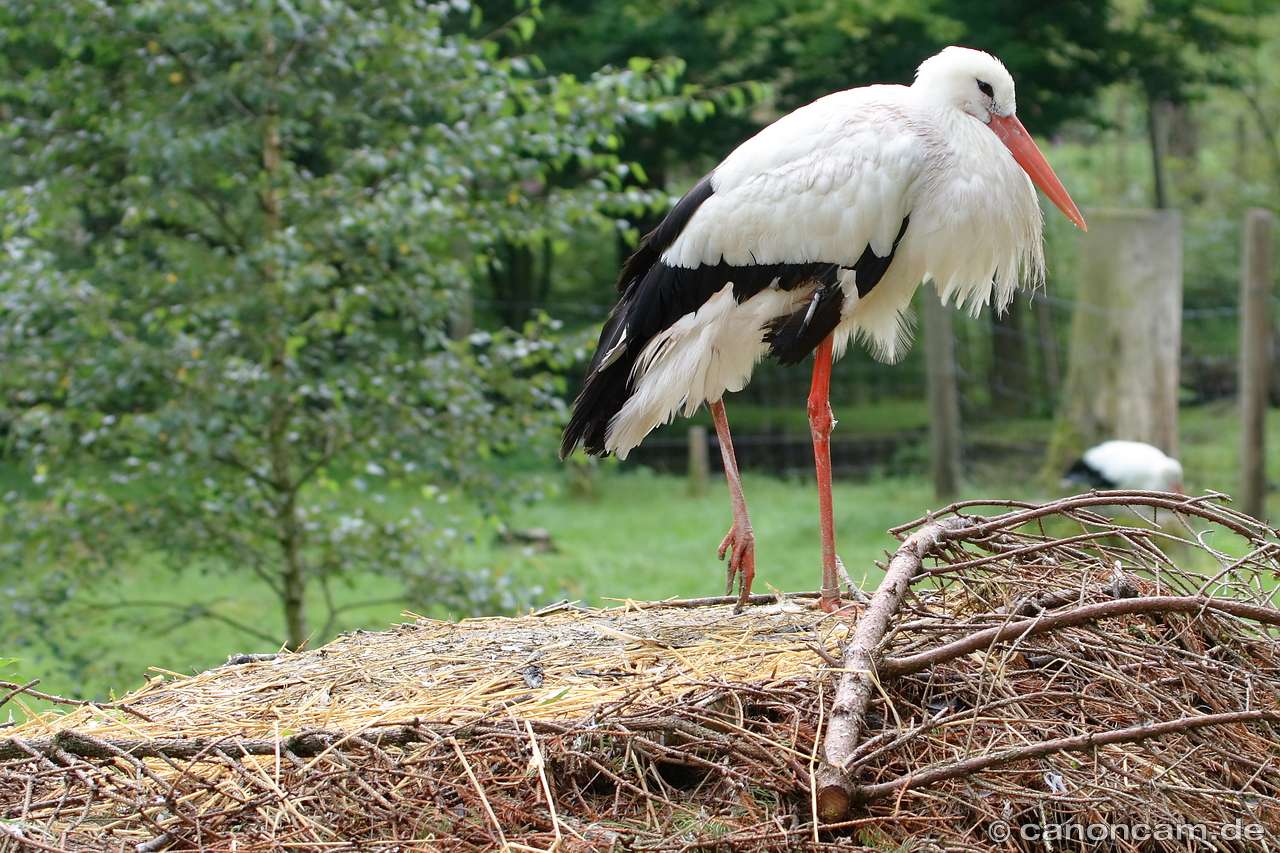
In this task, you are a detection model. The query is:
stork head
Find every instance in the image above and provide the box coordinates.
[914,46,1018,124]
[914,46,1087,232]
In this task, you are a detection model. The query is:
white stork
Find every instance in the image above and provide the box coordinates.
[1062,441,1185,494]
[560,46,1087,612]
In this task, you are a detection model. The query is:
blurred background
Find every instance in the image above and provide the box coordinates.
[2,0,1279,706]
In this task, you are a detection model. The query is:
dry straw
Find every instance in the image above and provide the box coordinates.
[3,490,1280,852]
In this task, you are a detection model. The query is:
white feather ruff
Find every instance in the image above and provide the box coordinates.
[607,284,805,457]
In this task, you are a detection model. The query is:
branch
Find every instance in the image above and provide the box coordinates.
[186,185,247,248]
[293,430,344,491]
[93,599,283,646]
[211,448,272,491]
[191,518,282,596]
[0,711,780,767]
[318,572,340,639]
[852,709,1280,805]
[807,492,1280,822]
[892,491,1261,544]
[882,594,1280,678]
[115,23,257,120]
[0,681,155,723]
[481,7,539,43]
[0,726,422,763]
[814,517,968,822]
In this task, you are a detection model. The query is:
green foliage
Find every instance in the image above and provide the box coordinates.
[0,0,695,662]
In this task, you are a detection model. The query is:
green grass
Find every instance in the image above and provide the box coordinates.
[5,466,968,712]
[3,552,411,719]
[8,401,1280,715]
[475,468,967,605]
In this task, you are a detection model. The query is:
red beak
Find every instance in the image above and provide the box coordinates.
[988,113,1087,232]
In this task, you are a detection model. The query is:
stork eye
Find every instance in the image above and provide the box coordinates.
[977,80,994,99]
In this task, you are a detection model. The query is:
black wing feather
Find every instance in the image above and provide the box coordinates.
[561,184,912,458]
[764,217,910,365]
[1062,458,1116,490]
[561,173,719,458]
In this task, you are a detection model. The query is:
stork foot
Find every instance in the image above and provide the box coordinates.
[719,521,756,605]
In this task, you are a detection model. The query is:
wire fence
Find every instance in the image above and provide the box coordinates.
[508,289,1261,482]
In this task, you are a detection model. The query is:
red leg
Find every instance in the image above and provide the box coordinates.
[809,335,844,613]
[710,399,755,605]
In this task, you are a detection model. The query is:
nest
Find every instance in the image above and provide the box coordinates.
[3,491,1280,852]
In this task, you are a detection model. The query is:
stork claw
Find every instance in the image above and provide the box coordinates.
[719,520,756,604]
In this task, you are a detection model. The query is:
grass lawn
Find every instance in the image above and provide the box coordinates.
[2,553,411,719]
[6,400,1279,713]
[485,469,982,605]
[4,466,978,712]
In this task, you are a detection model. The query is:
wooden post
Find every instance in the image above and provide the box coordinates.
[1240,208,1272,519]
[924,284,962,499]
[989,298,1031,417]
[1048,210,1182,473]
[1032,292,1061,405]
[687,425,710,497]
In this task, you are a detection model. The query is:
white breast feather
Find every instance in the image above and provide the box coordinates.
[917,117,1044,312]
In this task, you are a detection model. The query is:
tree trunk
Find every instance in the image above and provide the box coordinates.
[1032,292,1061,406]
[280,500,309,651]
[924,285,962,499]
[262,70,308,650]
[1148,98,1169,209]
[1047,210,1183,474]
[1239,209,1272,520]
[989,298,1031,417]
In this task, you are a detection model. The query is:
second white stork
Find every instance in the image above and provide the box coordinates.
[1062,441,1185,494]
[560,46,1087,612]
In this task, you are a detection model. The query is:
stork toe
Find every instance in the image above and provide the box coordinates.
[719,521,756,603]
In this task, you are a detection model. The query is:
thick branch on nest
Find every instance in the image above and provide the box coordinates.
[0,726,431,763]
[0,713,784,774]
[884,594,1280,677]
[814,515,967,820]
[0,680,155,723]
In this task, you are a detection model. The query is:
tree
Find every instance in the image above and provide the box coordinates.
[465,0,769,330]
[1106,0,1278,208]
[0,0,689,657]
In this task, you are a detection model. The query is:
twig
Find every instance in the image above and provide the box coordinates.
[0,679,44,711]
[525,719,576,848]
[0,825,68,853]
[901,490,1260,544]
[449,734,505,848]
[135,833,175,853]
[883,594,1280,677]
[0,681,155,723]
